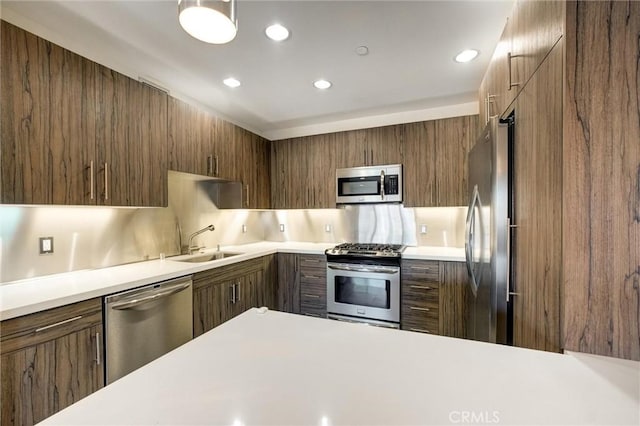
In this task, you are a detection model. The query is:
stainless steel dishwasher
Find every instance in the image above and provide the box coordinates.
[104,275,193,384]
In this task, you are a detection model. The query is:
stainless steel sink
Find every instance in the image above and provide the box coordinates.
[171,252,241,263]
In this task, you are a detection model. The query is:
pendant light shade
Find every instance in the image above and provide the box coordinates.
[178,0,237,44]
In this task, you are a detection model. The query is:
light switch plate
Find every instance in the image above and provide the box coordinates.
[279,224,285,232]
[420,225,428,234]
[242,224,247,233]
[325,224,332,233]
[39,237,54,254]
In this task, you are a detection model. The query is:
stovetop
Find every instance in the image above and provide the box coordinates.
[325,242,405,258]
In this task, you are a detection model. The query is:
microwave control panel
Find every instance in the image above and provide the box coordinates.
[384,175,399,195]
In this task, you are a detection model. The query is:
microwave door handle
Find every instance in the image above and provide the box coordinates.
[380,170,385,200]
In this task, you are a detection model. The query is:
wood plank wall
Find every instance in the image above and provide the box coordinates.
[563,1,640,360]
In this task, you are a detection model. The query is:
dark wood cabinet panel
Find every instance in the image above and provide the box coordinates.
[96,67,168,207]
[192,257,270,337]
[511,41,562,353]
[439,262,468,339]
[0,20,96,205]
[276,253,300,314]
[404,115,478,207]
[299,255,327,317]
[0,299,103,426]
[167,97,204,175]
[435,115,478,206]
[562,1,640,361]
[402,121,436,207]
[236,128,271,209]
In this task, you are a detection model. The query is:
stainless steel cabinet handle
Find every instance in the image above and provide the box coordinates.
[410,266,432,271]
[506,217,519,302]
[214,156,219,176]
[207,156,213,175]
[104,163,109,201]
[328,265,398,274]
[303,275,319,279]
[410,328,431,333]
[370,149,373,165]
[235,282,241,302]
[95,331,101,365]
[35,315,83,333]
[230,283,236,304]
[304,312,321,318]
[303,294,320,298]
[409,306,431,312]
[111,282,191,310]
[485,94,496,124]
[89,161,95,200]
[245,184,250,207]
[508,52,521,90]
[363,149,367,165]
[410,285,434,290]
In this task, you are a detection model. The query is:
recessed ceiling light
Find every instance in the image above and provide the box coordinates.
[455,49,479,63]
[313,79,332,90]
[223,77,241,88]
[265,23,290,41]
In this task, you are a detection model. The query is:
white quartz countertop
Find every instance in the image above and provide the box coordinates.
[0,242,464,321]
[40,308,639,426]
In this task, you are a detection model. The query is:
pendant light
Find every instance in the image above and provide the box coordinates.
[178,0,237,44]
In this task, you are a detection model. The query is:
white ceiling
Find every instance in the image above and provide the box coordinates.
[1,0,513,140]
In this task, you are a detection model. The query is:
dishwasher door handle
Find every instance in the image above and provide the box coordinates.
[110,282,191,310]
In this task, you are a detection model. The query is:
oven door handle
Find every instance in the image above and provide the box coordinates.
[328,265,399,274]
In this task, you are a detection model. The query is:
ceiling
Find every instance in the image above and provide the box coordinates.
[1,0,514,140]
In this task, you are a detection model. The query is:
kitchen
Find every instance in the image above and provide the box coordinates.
[0,0,638,425]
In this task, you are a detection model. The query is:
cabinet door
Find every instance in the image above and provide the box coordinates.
[366,124,403,166]
[257,255,278,310]
[168,97,204,175]
[403,121,437,207]
[96,67,168,206]
[307,136,336,208]
[439,262,468,339]
[210,119,238,180]
[299,255,327,318]
[401,260,441,334]
[277,253,300,314]
[0,299,103,426]
[511,0,564,97]
[1,21,96,205]
[512,41,562,352]
[434,115,478,206]
[237,129,270,209]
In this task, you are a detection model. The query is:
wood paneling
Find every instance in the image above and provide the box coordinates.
[167,97,203,175]
[192,257,268,337]
[440,262,468,339]
[276,253,300,314]
[435,115,478,206]
[401,260,440,334]
[402,121,436,207]
[1,299,103,426]
[299,254,327,318]
[0,21,96,204]
[512,40,562,353]
[563,1,640,361]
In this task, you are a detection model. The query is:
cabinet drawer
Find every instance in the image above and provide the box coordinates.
[300,305,327,319]
[402,280,439,305]
[402,316,439,334]
[401,260,440,281]
[1,298,103,355]
[299,254,326,269]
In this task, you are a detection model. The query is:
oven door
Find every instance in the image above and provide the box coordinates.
[326,262,400,324]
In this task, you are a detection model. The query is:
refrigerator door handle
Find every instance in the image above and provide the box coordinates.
[465,185,480,296]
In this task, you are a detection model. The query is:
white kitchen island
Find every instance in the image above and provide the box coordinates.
[40,309,639,426]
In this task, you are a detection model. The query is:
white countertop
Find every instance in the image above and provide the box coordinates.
[0,242,464,321]
[40,308,639,426]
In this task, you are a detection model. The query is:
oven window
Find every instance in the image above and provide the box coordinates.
[338,176,380,196]
[334,276,390,309]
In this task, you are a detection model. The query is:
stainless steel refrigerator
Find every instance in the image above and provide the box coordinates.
[465,116,512,344]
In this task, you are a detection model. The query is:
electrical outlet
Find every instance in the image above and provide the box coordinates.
[279,224,285,232]
[39,237,54,254]
[325,224,332,233]
[242,224,247,233]
[420,225,428,234]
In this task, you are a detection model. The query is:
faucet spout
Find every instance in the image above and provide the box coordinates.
[184,224,215,254]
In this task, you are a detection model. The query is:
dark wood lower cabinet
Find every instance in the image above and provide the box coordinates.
[192,255,276,337]
[276,253,300,314]
[299,255,327,318]
[401,259,467,338]
[0,299,103,426]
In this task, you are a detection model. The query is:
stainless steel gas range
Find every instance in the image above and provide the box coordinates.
[325,243,404,328]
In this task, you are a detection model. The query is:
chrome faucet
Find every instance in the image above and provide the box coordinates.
[183,224,215,254]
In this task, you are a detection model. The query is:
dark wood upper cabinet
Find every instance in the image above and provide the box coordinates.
[1,21,96,205]
[403,115,478,207]
[1,21,168,206]
[334,125,402,168]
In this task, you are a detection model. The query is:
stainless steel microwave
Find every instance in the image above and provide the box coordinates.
[336,164,402,204]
